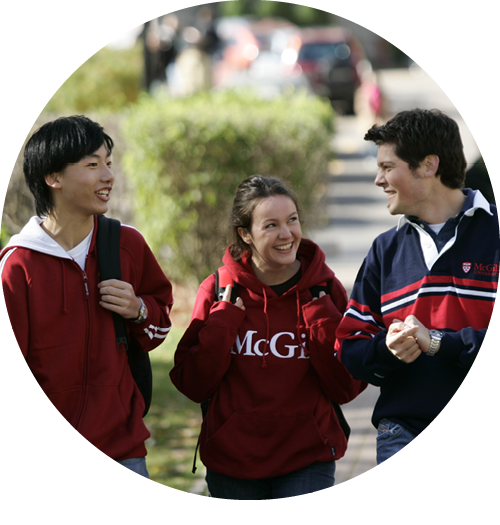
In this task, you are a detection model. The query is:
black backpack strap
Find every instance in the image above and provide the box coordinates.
[332,402,351,441]
[192,398,212,474]
[96,215,152,417]
[215,266,238,303]
[96,215,128,351]
[309,280,331,298]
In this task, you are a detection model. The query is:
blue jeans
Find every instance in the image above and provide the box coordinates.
[376,419,417,464]
[117,457,149,479]
[206,461,335,500]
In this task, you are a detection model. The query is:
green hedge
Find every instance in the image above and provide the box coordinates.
[120,89,335,284]
[43,45,143,114]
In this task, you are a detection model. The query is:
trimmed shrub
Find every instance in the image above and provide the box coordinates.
[43,45,143,114]
[120,88,335,284]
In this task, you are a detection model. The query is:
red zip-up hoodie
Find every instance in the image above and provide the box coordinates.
[170,239,365,479]
[1,215,174,461]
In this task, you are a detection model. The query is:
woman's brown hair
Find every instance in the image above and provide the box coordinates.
[229,175,301,260]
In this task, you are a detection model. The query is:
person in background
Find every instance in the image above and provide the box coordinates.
[336,108,499,463]
[1,116,174,478]
[170,175,365,499]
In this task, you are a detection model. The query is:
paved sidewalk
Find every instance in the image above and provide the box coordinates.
[335,385,379,485]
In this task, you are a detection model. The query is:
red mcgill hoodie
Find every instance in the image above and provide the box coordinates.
[1,215,174,461]
[170,239,365,479]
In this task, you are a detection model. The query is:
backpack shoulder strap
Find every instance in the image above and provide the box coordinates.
[214,266,238,303]
[96,215,122,280]
[96,215,128,351]
[309,280,331,298]
[97,215,152,417]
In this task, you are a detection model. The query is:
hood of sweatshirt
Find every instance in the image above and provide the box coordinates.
[220,238,338,370]
[2,216,80,260]
[0,216,98,315]
[221,238,336,297]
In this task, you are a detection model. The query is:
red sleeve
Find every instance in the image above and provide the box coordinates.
[169,275,246,403]
[1,249,30,357]
[119,226,174,351]
[302,276,367,403]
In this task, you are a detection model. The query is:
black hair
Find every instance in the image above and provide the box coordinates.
[229,175,301,261]
[364,108,466,188]
[23,115,114,217]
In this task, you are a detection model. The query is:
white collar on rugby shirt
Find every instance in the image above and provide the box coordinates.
[396,189,493,270]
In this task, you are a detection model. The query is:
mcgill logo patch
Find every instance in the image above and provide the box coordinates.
[463,262,472,273]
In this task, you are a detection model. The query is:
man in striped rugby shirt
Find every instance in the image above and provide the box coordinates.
[335,108,499,464]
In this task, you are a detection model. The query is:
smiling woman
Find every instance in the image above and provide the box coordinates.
[170,174,366,500]
[237,194,302,286]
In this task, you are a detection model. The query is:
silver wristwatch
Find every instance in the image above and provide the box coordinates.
[427,329,443,356]
[133,297,148,324]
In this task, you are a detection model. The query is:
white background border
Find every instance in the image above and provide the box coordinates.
[1,1,497,523]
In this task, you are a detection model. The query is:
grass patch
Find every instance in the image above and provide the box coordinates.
[144,326,207,494]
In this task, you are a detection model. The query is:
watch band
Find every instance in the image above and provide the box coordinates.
[133,296,147,324]
[427,329,443,356]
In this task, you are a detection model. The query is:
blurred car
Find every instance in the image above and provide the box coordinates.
[212,17,260,87]
[227,50,311,99]
[294,26,368,114]
[212,17,311,98]
[249,17,300,55]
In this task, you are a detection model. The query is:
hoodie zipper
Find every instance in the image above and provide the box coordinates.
[75,265,92,429]
[82,270,90,298]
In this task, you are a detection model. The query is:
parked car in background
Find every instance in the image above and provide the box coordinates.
[212,17,260,87]
[212,17,311,99]
[249,17,300,57]
[295,26,368,114]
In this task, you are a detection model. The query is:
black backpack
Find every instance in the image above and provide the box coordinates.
[96,214,152,417]
[191,266,351,473]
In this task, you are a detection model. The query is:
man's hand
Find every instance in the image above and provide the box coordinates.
[98,279,142,319]
[402,315,432,354]
[386,318,421,363]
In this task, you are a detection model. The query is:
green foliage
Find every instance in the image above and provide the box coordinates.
[218,0,336,26]
[1,223,9,248]
[120,88,335,284]
[43,45,144,114]
[145,326,206,493]
[219,0,251,17]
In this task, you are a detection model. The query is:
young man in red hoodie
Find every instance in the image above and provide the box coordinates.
[1,116,174,477]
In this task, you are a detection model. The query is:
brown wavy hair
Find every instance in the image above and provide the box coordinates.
[229,175,301,261]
